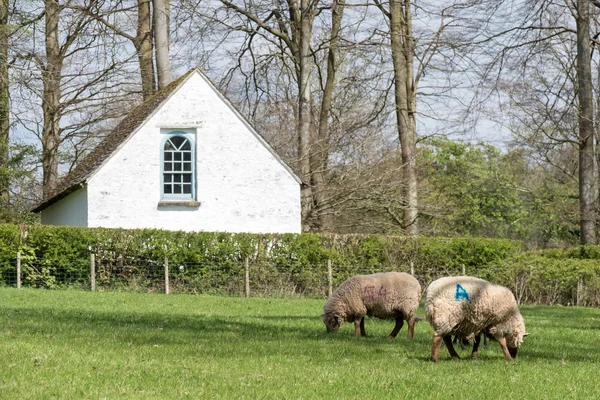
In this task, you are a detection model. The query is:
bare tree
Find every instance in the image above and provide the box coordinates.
[76,0,157,100]
[471,0,599,244]
[311,0,345,231]
[41,0,62,195]
[12,1,135,197]
[387,0,418,236]
[0,0,8,202]
[215,0,321,229]
[578,0,598,244]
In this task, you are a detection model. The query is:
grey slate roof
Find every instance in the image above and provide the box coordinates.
[33,68,301,213]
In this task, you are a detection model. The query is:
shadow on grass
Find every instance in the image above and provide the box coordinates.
[0,305,436,360]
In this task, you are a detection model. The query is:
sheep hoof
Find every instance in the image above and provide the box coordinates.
[471,354,478,360]
[387,335,396,340]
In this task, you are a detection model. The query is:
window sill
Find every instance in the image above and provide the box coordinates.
[158,200,201,208]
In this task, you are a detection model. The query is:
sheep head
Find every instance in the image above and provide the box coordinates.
[322,312,344,333]
[505,313,527,359]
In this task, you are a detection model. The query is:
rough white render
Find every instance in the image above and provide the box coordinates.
[55,72,301,233]
[41,187,88,227]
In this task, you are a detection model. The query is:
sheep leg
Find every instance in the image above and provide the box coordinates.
[388,317,404,339]
[354,317,366,337]
[430,333,443,362]
[471,333,481,360]
[407,318,415,340]
[497,336,514,361]
[443,335,460,360]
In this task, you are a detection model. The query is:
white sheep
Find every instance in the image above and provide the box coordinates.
[425,276,527,362]
[322,272,422,339]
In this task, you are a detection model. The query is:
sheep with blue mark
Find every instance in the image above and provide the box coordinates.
[425,276,527,362]
[322,272,422,339]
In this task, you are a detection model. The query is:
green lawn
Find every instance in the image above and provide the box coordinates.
[1,288,599,399]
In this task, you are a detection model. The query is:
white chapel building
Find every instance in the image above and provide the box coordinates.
[33,68,302,234]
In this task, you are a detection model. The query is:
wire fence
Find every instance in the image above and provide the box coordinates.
[0,251,458,298]
[1,251,599,306]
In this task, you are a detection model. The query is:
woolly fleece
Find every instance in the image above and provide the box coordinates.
[425,276,526,349]
[323,272,421,324]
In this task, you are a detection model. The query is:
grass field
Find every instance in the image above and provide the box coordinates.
[1,289,600,399]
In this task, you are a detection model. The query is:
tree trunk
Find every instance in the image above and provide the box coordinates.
[576,0,597,244]
[0,0,8,202]
[298,0,314,230]
[311,0,345,231]
[153,0,171,89]
[42,0,62,197]
[137,0,156,99]
[389,0,419,236]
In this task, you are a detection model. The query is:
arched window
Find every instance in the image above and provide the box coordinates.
[161,133,195,200]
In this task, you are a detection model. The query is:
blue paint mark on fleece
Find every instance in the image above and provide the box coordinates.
[455,284,469,301]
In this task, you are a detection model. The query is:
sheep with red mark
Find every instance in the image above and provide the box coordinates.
[322,272,422,339]
[425,276,527,362]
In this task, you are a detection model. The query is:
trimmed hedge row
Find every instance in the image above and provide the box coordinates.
[1,224,599,305]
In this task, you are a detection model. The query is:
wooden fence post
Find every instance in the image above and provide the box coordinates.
[164,256,170,295]
[327,259,333,298]
[90,253,96,292]
[245,257,250,298]
[575,272,583,306]
[16,251,21,289]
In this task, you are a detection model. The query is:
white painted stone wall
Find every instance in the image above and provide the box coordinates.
[41,187,88,227]
[85,71,301,233]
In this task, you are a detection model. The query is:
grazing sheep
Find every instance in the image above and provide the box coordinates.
[322,272,421,339]
[425,276,527,362]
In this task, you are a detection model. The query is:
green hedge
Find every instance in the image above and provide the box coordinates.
[487,249,600,307]
[2,224,600,305]
[0,224,524,294]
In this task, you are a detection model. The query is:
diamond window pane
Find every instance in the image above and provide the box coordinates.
[171,136,185,149]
